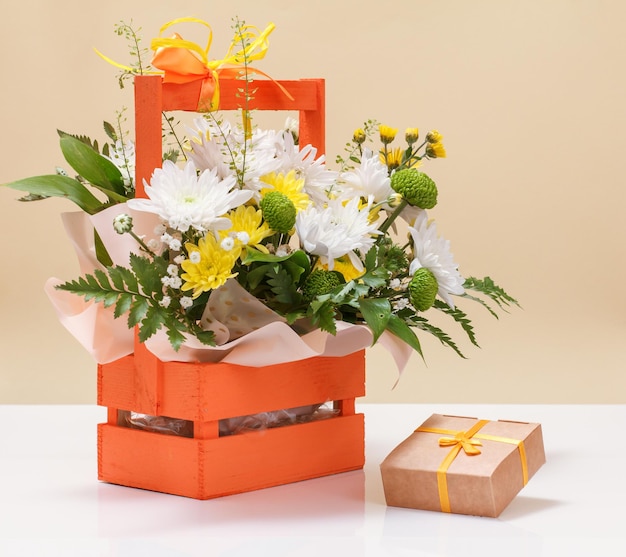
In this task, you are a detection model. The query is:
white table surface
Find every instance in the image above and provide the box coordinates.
[0,403,623,556]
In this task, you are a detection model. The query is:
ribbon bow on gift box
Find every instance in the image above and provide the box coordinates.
[416,419,529,513]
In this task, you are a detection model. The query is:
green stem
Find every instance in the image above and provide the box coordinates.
[162,112,187,161]
[129,230,156,256]
[377,199,409,236]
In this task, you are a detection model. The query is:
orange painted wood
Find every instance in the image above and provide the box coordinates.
[95,74,362,499]
[99,350,366,422]
[98,413,364,499]
[135,74,326,180]
[133,76,162,198]
[98,350,366,498]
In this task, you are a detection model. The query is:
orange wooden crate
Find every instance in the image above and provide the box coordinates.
[97,74,366,499]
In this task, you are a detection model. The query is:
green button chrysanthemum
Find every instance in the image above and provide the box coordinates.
[302,269,343,300]
[260,191,297,234]
[408,267,438,311]
[390,168,438,209]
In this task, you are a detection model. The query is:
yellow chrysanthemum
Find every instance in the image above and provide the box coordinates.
[220,205,273,254]
[426,142,447,158]
[380,147,404,171]
[316,255,365,282]
[260,170,310,212]
[379,125,398,145]
[180,235,239,298]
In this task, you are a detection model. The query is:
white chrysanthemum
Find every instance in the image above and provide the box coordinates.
[107,140,136,187]
[339,149,393,204]
[127,160,253,233]
[185,118,235,177]
[186,117,280,196]
[408,211,465,308]
[275,132,339,206]
[296,197,380,271]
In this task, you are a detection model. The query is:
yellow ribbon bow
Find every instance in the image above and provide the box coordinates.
[96,18,291,113]
[150,18,277,111]
[438,431,483,456]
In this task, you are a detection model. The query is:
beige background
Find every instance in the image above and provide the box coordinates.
[1,0,624,404]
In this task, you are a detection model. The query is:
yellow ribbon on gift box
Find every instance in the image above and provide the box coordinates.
[416,420,529,513]
[96,18,292,112]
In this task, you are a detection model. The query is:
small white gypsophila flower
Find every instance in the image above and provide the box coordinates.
[389,278,402,290]
[159,296,172,308]
[189,251,201,264]
[168,238,182,251]
[161,232,173,244]
[392,298,411,311]
[275,245,291,257]
[167,264,179,277]
[154,223,167,236]
[173,254,186,265]
[220,237,235,251]
[236,231,250,245]
[180,296,194,309]
[147,238,161,252]
[161,276,182,289]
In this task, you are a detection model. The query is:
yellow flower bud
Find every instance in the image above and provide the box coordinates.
[426,130,443,144]
[405,127,419,144]
[353,128,366,144]
[379,125,398,145]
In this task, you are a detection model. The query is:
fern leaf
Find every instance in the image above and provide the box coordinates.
[128,297,149,328]
[463,276,520,310]
[138,305,166,343]
[411,316,467,358]
[433,300,479,347]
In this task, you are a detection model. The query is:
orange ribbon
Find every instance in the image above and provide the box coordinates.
[416,419,529,513]
[150,18,292,112]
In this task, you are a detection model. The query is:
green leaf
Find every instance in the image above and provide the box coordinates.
[411,316,467,358]
[103,121,117,141]
[245,262,274,290]
[114,293,133,318]
[109,266,139,292]
[463,276,520,310]
[94,230,113,267]
[138,306,166,343]
[3,175,104,214]
[128,297,150,328]
[433,300,479,347]
[129,253,165,296]
[358,298,391,344]
[193,329,216,347]
[93,269,111,290]
[308,299,337,335]
[267,266,301,305]
[386,314,424,360]
[59,136,126,197]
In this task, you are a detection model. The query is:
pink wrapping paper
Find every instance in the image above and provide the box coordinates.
[45,205,414,370]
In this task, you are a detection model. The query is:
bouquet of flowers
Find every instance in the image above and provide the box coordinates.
[3,18,517,373]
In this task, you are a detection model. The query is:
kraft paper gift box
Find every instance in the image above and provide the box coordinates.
[380,413,546,517]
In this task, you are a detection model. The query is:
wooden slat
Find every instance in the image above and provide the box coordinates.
[98,413,364,499]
